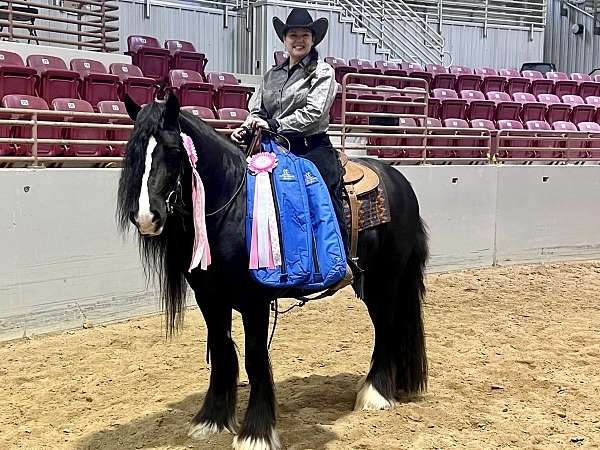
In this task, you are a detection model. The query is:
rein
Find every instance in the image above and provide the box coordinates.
[165,127,289,219]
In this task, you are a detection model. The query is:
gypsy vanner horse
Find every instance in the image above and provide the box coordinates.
[116,94,428,450]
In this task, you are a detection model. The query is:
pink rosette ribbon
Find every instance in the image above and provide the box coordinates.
[247,152,281,270]
[181,132,211,272]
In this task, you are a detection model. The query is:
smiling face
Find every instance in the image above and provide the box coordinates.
[284,27,314,64]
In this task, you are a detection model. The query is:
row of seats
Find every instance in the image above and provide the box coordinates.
[284,53,600,98]
[127,35,208,81]
[331,83,600,126]
[367,117,600,160]
[0,51,248,111]
[0,95,247,157]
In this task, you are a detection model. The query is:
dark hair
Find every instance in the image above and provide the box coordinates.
[304,46,319,77]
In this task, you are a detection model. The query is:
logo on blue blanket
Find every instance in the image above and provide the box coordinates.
[304,170,319,186]
[279,168,296,181]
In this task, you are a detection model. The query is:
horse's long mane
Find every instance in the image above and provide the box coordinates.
[116,101,243,335]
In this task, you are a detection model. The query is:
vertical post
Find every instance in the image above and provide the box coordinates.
[483,0,488,38]
[438,0,442,35]
[32,112,40,168]
[101,0,107,52]
[341,74,348,154]
[8,0,14,41]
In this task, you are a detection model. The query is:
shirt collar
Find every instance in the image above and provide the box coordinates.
[274,53,312,72]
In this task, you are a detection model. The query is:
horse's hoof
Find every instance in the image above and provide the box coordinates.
[354,382,396,411]
[188,419,237,439]
[232,428,281,450]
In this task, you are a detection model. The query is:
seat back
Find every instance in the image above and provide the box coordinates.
[349,59,373,70]
[27,54,69,72]
[578,121,600,151]
[128,35,162,53]
[0,50,26,66]
[401,62,423,72]
[165,40,196,53]
[169,69,205,88]
[513,92,537,103]
[487,91,511,103]
[571,73,592,82]
[182,105,215,119]
[110,63,144,80]
[70,59,107,76]
[546,72,568,81]
[217,107,248,121]
[375,60,398,71]
[461,90,486,101]
[537,94,560,104]
[325,57,347,68]
[562,95,584,106]
[475,67,498,76]
[433,88,458,99]
[522,70,543,79]
[500,68,520,77]
[426,64,447,75]
[207,72,239,90]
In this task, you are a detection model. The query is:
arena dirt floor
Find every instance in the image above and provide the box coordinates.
[2,262,600,450]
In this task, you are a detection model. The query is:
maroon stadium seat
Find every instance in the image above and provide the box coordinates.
[525,120,560,157]
[444,118,486,158]
[552,120,586,158]
[408,70,434,91]
[110,63,158,105]
[26,55,79,104]
[273,51,288,66]
[449,65,481,92]
[348,59,382,79]
[207,72,249,110]
[126,35,171,82]
[475,67,505,94]
[2,94,61,156]
[330,85,357,124]
[401,62,423,74]
[460,89,495,121]
[420,117,452,158]
[169,69,213,108]
[52,98,108,156]
[182,105,215,120]
[374,60,398,72]
[570,73,600,99]
[165,40,207,77]
[561,95,596,124]
[433,88,467,120]
[496,119,533,159]
[499,68,530,95]
[217,107,248,127]
[425,64,456,90]
[513,92,546,122]
[471,118,497,154]
[97,100,132,156]
[375,117,420,158]
[70,59,119,109]
[324,57,358,85]
[537,94,571,124]
[578,121,600,157]
[522,70,554,95]
[546,72,578,97]
[487,91,521,121]
[0,51,37,99]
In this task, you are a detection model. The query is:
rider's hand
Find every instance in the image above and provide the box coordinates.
[231,127,247,143]
[246,116,269,130]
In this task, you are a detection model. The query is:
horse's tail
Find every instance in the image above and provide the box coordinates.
[394,215,428,394]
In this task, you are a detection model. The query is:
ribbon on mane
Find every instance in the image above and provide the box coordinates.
[248,152,281,270]
[181,132,211,272]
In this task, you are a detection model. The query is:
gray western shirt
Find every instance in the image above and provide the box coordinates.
[247,56,337,137]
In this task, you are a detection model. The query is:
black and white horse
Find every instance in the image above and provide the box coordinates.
[116,94,428,450]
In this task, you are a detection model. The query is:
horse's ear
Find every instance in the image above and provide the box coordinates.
[163,93,180,130]
[124,94,141,121]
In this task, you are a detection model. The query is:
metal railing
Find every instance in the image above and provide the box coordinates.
[0,108,243,167]
[0,0,119,52]
[335,0,445,64]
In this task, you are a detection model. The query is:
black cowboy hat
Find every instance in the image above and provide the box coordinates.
[273,8,328,46]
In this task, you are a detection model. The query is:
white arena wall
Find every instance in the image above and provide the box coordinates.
[1,165,600,341]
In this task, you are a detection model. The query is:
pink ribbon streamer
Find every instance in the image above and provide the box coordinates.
[181,133,211,272]
[248,152,281,270]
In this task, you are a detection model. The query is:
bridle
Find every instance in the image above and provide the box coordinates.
[164,126,289,219]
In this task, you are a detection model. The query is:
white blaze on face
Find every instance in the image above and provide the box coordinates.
[136,136,157,233]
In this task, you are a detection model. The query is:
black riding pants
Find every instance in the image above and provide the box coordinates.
[285,133,350,254]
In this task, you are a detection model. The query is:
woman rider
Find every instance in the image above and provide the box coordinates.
[231,8,353,290]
